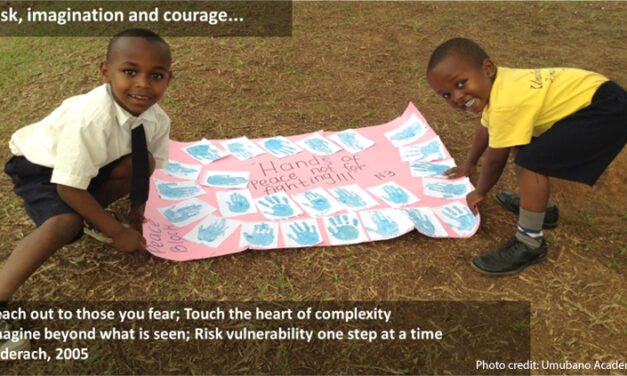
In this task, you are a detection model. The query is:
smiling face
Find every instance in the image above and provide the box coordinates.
[100,37,171,116]
[426,53,496,113]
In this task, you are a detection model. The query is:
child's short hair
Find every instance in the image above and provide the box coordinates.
[427,37,490,72]
[106,28,170,62]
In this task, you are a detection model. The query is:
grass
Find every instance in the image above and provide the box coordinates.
[512,321,531,332]
[583,210,594,225]
[206,273,219,284]
[275,264,294,298]
[606,245,624,269]
[1,1,626,374]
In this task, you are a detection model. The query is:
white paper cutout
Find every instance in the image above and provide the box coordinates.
[422,177,472,199]
[183,139,229,164]
[259,136,303,158]
[184,214,240,248]
[296,132,343,156]
[201,170,250,189]
[410,159,456,178]
[399,136,447,162]
[157,198,216,228]
[367,181,419,208]
[254,191,304,220]
[359,208,414,241]
[239,221,279,249]
[328,184,379,211]
[328,129,375,153]
[322,212,369,245]
[384,113,429,147]
[220,136,266,160]
[162,160,202,181]
[153,178,205,201]
[280,218,324,248]
[433,201,479,237]
[403,207,449,237]
[291,187,344,217]
[216,189,258,217]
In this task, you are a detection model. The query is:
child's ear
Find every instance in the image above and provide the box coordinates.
[482,58,496,79]
[99,61,110,83]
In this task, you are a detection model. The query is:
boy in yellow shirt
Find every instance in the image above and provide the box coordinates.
[426,37,626,276]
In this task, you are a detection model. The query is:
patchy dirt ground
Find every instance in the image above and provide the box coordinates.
[0,2,625,375]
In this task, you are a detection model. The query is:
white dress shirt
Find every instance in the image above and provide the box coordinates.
[9,84,170,190]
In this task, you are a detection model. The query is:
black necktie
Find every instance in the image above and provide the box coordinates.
[131,124,149,207]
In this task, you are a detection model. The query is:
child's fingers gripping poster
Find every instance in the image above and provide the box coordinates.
[144,103,480,261]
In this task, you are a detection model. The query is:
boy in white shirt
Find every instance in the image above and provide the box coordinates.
[0,28,172,351]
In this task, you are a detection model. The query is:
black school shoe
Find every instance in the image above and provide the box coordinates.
[471,237,547,276]
[496,190,559,229]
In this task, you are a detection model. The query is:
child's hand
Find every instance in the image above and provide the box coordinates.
[129,204,146,235]
[112,227,147,254]
[465,190,485,215]
[443,161,476,179]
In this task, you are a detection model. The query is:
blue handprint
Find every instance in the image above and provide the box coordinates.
[157,182,201,198]
[406,209,436,236]
[411,163,449,176]
[197,218,227,243]
[165,162,197,175]
[440,206,477,232]
[304,138,333,154]
[288,222,321,246]
[335,188,367,208]
[227,193,251,213]
[244,223,275,246]
[259,195,294,217]
[227,142,254,159]
[366,211,399,237]
[187,144,223,161]
[426,182,467,198]
[206,174,248,187]
[419,140,443,159]
[327,215,361,241]
[337,131,363,151]
[390,123,423,141]
[382,185,409,204]
[264,138,298,156]
[303,191,331,212]
[164,204,202,223]
[405,140,444,161]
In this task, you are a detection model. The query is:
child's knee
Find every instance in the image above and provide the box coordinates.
[111,153,156,179]
[516,166,550,188]
[111,155,133,180]
[43,213,84,244]
[517,166,541,177]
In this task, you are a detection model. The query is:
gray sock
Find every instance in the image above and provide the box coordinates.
[515,208,545,249]
[546,198,556,209]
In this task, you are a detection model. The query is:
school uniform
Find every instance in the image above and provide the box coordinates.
[4,83,170,227]
[482,67,627,185]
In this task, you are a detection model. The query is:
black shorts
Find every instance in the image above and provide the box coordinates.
[4,156,124,229]
[515,81,627,186]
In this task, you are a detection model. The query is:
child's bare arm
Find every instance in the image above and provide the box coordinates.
[57,185,147,253]
[444,123,488,178]
[466,146,510,214]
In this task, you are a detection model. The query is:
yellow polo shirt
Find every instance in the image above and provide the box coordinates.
[481,67,607,148]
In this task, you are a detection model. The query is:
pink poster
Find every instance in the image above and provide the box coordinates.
[143,103,480,261]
